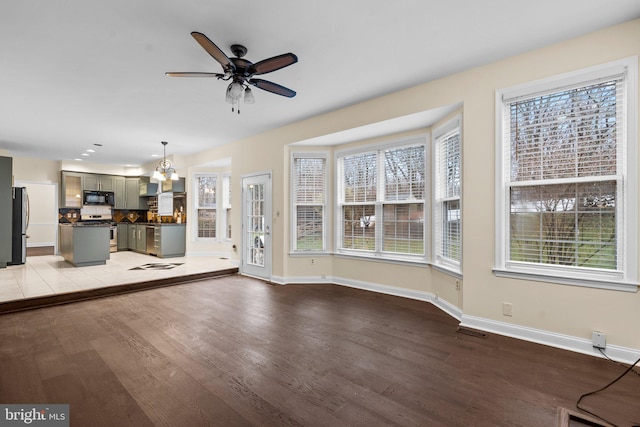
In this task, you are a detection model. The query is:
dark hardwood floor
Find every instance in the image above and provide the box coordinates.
[0,275,638,426]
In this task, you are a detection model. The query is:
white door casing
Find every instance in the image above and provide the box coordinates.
[241,173,272,280]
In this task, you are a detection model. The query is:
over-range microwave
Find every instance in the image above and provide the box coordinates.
[83,190,115,206]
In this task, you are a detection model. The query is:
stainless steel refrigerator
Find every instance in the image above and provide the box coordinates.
[9,187,28,265]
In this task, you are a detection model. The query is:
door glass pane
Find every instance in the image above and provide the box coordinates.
[247,183,265,266]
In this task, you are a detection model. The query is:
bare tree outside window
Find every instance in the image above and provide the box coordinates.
[508,79,620,270]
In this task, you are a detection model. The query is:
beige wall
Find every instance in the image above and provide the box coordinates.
[12,158,60,184]
[10,19,640,352]
[188,19,640,351]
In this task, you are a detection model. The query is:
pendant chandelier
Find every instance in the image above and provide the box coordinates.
[152,141,179,181]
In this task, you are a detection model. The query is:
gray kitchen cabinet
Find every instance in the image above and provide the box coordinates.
[60,171,83,208]
[117,223,128,250]
[128,224,147,253]
[135,224,146,253]
[114,176,126,208]
[139,181,158,197]
[154,224,186,258]
[125,177,145,209]
[83,174,115,192]
[0,156,12,268]
[59,224,110,267]
[128,224,137,250]
[161,177,186,193]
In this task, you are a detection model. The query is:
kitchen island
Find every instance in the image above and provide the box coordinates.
[59,223,110,266]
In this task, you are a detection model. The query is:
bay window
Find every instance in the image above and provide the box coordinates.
[337,137,427,261]
[292,154,327,252]
[433,116,462,272]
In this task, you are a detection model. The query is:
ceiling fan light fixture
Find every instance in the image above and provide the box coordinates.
[167,33,298,114]
[244,87,255,104]
[229,82,244,98]
[225,84,234,103]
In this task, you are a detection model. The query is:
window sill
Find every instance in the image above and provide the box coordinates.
[334,251,429,267]
[432,263,463,280]
[289,251,330,257]
[493,268,638,293]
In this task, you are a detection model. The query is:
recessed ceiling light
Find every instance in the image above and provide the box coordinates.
[74,158,83,161]
[86,149,95,153]
[151,154,159,157]
[81,153,89,156]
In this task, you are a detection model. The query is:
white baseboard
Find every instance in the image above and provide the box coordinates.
[460,314,640,365]
[272,274,639,365]
[185,250,232,258]
[27,242,55,248]
[273,275,462,320]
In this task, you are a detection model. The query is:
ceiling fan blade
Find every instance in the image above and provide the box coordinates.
[249,78,296,98]
[249,53,298,75]
[190,32,235,73]
[165,72,223,78]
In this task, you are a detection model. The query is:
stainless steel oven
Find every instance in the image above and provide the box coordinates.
[109,225,117,252]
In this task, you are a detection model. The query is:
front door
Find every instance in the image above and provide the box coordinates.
[241,173,272,280]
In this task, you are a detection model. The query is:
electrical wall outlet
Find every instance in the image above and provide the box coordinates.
[592,331,606,349]
[502,302,513,317]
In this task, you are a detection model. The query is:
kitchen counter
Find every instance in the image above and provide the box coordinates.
[121,223,186,257]
[59,224,110,266]
[128,222,186,226]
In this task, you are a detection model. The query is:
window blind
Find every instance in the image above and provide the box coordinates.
[434,128,461,265]
[505,76,624,271]
[341,152,377,203]
[292,155,326,251]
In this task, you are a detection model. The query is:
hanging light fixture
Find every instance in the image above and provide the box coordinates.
[152,141,179,182]
[224,80,256,114]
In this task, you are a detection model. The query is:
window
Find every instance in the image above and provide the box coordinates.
[195,174,217,239]
[292,154,327,252]
[433,116,462,271]
[222,174,232,240]
[337,137,427,261]
[496,58,638,289]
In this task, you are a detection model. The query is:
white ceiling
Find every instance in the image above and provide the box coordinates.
[1,1,639,166]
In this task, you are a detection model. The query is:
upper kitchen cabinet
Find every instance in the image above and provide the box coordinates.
[115,176,145,210]
[125,177,146,209]
[114,176,126,209]
[60,171,83,208]
[139,179,158,197]
[161,177,185,193]
[83,174,115,192]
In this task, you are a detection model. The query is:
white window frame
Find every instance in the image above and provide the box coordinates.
[335,135,430,264]
[433,115,462,274]
[222,173,232,241]
[194,173,218,241]
[290,152,328,254]
[494,57,638,292]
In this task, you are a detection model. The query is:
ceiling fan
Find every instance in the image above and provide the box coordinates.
[166,32,298,113]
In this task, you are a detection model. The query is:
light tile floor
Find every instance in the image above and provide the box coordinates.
[0,252,235,303]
